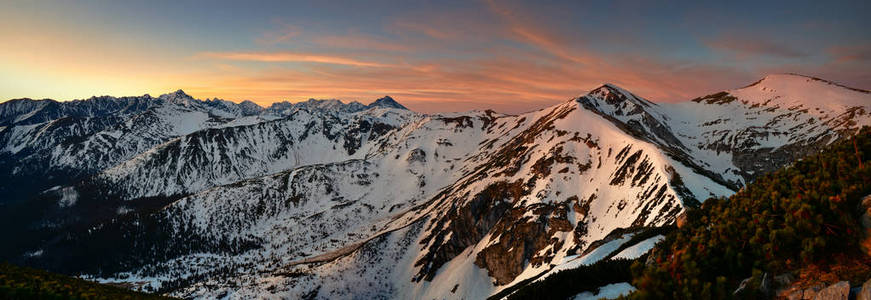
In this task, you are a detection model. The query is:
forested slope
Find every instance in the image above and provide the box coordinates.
[0,262,173,300]
[631,126,871,299]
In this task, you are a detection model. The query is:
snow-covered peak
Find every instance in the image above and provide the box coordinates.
[723,73,870,109]
[158,89,195,106]
[584,83,656,108]
[368,96,408,110]
[749,73,868,92]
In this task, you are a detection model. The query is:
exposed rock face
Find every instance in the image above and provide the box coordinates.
[414,181,517,281]
[474,201,574,285]
[786,284,825,300]
[859,278,871,300]
[675,211,688,228]
[406,148,426,163]
[813,281,849,300]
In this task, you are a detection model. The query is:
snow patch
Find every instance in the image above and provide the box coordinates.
[117,206,133,215]
[572,282,636,300]
[58,186,78,207]
[612,235,664,260]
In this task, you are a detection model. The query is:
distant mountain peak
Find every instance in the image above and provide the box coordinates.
[167,89,192,99]
[368,95,407,110]
[239,99,260,107]
[238,100,264,116]
[158,89,195,105]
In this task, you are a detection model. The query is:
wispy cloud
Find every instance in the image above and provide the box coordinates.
[181,1,763,113]
[256,22,301,45]
[706,34,808,59]
[828,44,871,62]
[183,49,755,114]
[199,51,392,67]
[392,20,460,40]
[485,0,591,64]
[312,33,411,52]
[5,1,865,112]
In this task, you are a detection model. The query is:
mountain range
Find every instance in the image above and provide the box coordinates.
[1,73,869,299]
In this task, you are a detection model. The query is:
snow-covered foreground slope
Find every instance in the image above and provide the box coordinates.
[3,74,870,299]
[66,99,723,299]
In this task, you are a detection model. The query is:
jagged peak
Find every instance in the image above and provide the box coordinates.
[261,98,368,115]
[582,83,655,108]
[368,95,408,110]
[158,89,195,104]
[166,89,191,98]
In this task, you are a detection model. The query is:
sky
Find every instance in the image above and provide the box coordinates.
[1,0,869,113]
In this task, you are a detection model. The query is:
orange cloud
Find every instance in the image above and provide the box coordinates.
[199,51,392,67]
[1,0,810,115]
[178,3,756,114]
[484,0,592,64]
[180,47,755,114]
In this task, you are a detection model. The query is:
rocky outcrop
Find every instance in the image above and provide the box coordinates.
[413,181,519,281]
[858,278,871,300]
[730,131,834,184]
[785,284,825,300]
[860,195,871,256]
[813,281,849,300]
[784,280,865,300]
[675,211,688,228]
[474,201,574,285]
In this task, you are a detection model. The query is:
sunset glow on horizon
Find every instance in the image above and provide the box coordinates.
[1,0,869,113]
